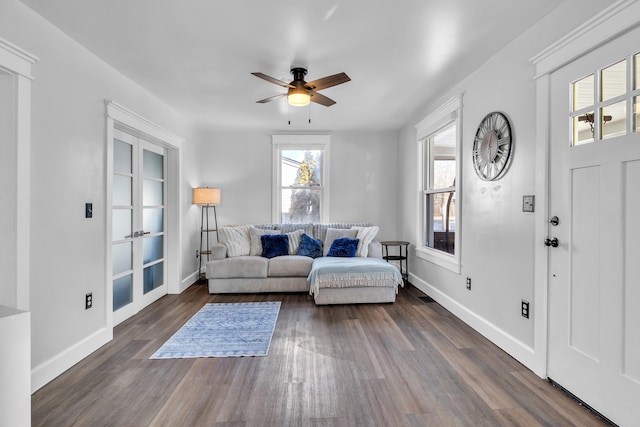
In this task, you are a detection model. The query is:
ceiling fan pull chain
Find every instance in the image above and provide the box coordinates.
[308,103,311,124]
[288,104,291,125]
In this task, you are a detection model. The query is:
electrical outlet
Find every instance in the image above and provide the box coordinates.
[466,277,471,290]
[85,293,93,310]
[521,300,530,318]
[196,249,200,258]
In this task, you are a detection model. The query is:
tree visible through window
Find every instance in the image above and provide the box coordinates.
[283,150,322,223]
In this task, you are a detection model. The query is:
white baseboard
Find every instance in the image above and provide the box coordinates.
[409,273,540,376]
[178,271,200,294]
[31,327,112,393]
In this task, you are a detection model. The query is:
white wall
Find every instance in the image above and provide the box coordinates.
[188,129,398,241]
[0,0,195,389]
[397,0,606,368]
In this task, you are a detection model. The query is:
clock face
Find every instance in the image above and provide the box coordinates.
[472,112,512,181]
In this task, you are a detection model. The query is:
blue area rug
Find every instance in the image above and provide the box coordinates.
[150,301,281,359]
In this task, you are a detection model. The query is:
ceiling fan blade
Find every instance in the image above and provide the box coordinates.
[305,72,351,91]
[256,93,286,103]
[309,91,336,107]
[251,72,294,88]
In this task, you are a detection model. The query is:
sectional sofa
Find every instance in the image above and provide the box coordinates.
[205,223,403,304]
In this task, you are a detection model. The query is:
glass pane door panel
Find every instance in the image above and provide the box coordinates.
[113,175,132,206]
[574,112,595,146]
[634,96,639,132]
[601,101,626,140]
[143,208,163,233]
[112,209,132,241]
[143,179,163,205]
[573,74,594,111]
[112,242,132,276]
[113,274,133,311]
[114,139,132,173]
[143,149,163,179]
[143,263,163,294]
[143,235,163,264]
[601,60,626,101]
[635,54,639,90]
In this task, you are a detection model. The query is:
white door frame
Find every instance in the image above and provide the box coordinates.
[0,38,38,311]
[530,0,640,377]
[105,101,184,329]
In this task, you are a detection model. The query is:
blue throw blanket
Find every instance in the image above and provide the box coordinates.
[308,257,403,295]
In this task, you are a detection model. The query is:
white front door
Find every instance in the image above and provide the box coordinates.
[112,128,167,325]
[547,26,640,426]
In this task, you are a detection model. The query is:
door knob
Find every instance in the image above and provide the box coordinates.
[544,237,559,247]
[549,216,559,226]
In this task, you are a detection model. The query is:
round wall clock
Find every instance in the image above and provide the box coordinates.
[472,112,513,181]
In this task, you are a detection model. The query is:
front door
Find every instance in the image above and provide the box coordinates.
[547,26,640,426]
[112,128,167,325]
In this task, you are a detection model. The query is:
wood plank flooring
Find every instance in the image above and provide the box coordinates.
[32,283,611,427]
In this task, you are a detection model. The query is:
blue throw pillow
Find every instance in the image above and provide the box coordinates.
[261,234,289,258]
[297,233,323,258]
[327,237,359,257]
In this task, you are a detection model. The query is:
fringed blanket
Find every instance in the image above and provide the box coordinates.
[308,257,403,296]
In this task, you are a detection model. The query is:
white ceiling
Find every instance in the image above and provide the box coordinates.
[21,0,564,131]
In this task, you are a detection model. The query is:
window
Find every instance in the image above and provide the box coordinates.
[272,135,329,223]
[572,52,640,145]
[415,96,462,273]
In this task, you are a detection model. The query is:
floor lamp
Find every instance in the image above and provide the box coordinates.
[193,187,220,279]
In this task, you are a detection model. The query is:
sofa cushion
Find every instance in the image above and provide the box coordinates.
[327,237,359,257]
[218,225,251,257]
[249,226,279,256]
[285,229,305,255]
[323,228,358,256]
[351,226,379,257]
[261,234,289,258]
[297,233,323,258]
[268,255,313,277]
[206,256,268,278]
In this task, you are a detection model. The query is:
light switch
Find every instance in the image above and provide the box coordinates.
[522,195,535,212]
[85,203,93,218]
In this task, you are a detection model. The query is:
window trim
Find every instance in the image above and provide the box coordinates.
[415,95,462,273]
[271,134,330,224]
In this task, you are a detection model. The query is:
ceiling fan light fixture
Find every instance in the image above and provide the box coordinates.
[287,88,310,106]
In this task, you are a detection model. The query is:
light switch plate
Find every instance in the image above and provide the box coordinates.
[523,195,535,212]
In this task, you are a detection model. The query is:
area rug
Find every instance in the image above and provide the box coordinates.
[150,301,281,359]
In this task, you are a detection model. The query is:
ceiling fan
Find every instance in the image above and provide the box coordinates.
[252,67,350,107]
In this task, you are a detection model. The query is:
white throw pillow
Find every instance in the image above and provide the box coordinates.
[249,226,279,256]
[218,225,251,257]
[351,226,379,257]
[323,228,358,256]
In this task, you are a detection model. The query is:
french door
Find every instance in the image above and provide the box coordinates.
[547,26,640,426]
[112,128,167,325]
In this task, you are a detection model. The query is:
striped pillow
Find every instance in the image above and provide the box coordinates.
[285,229,305,255]
[218,225,251,257]
[351,226,379,257]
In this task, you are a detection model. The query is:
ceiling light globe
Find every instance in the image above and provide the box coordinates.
[288,91,310,107]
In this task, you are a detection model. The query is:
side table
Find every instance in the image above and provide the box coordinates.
[380,241,409,283]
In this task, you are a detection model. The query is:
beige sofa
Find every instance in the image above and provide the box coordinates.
[206,223,381,294]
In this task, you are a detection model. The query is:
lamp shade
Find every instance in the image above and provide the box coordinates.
[193,187,221,205]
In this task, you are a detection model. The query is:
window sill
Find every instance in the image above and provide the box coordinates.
[415,246,460,274]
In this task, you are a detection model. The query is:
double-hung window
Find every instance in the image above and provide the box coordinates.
[415,96,462,273]
[272,135,330,224]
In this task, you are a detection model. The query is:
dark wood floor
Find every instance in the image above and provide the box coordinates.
[32,283,610,427]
